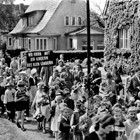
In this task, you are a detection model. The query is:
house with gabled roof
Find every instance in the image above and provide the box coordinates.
[9,0,104,51]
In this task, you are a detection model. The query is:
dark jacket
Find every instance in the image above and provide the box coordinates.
[85,131,116,140]
[85,132,100,140]
[127,75,140,97]
[64,98,74,111]
[58,116,71,140]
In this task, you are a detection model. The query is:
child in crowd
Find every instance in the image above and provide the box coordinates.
[15,80,29,131]
[4,83,16,122]
[113,107,127,140]
[124,106,139,138]
[57,107,71,140]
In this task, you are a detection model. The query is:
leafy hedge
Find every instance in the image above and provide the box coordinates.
[104,0,140,74]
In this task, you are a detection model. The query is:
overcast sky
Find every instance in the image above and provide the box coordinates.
[14,0,106,14]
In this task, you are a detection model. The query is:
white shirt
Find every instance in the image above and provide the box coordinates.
[4,89,16,104]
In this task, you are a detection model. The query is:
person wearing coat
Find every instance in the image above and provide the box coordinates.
[40,66,53,87]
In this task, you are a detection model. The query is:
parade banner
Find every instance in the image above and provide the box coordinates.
[26,51,54,68]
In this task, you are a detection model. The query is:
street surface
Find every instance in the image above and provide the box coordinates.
[0,117,53,140]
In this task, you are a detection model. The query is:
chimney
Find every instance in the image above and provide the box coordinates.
[19,3,25,14]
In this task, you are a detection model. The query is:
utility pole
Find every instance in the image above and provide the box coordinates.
[87,0,91,97]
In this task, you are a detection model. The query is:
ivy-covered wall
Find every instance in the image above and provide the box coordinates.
[104,0,140,74]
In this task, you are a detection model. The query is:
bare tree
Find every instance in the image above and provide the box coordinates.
[90,0,104,18]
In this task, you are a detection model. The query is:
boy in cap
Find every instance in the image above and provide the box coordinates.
[15,80,29,131]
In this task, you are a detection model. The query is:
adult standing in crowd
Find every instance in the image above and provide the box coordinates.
[56,60,65,73]
[127,68,140,100]
[91,62,102,95]
[29,68,38,103]
[60,65,74,90]
[10,57,18,75]
[40,66,53,86]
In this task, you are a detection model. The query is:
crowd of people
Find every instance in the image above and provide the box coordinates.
[0,53,140,140]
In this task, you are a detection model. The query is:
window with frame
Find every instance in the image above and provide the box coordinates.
[22,18,27,27]
[28,38,31,50]
[53,38,57,50]
[36,39,40,50]
[28,16,34,26]
[36,38,48,50]
[72,17,76,26]
[82,40,93,50]
[77,17,82,25]
[8,37,12,46]
[97,40,104,50]
[119,28,130,49]
[65,16,70,26]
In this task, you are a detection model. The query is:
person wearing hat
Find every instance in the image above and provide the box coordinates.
[91,61,102,95]
[55,59,65,73]
[85,114,115,140]
[71,100,85,140]
[32,82,49,133]
[29,68,38,103]
[15,80,29,131]
[124,106,139,138]
[4,83,16,122]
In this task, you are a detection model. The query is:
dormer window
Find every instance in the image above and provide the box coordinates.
[22,18,27,27]
[28,16,34,26]
[65,16,82,26]
[65,16,70,26]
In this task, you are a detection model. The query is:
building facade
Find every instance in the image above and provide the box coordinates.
[9,0,104,51]
[103,0,140,73]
